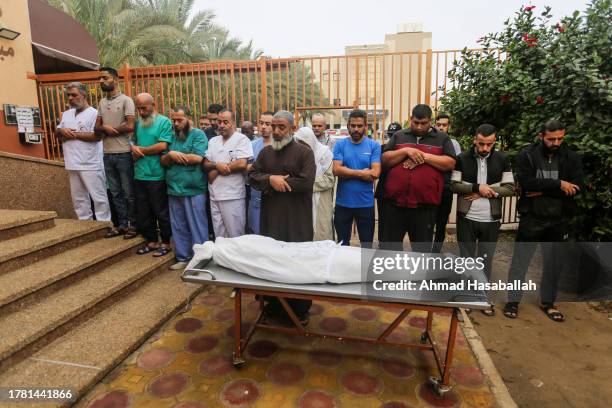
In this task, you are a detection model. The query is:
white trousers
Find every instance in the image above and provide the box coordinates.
[210,198,246,238]
[68,169,111,221]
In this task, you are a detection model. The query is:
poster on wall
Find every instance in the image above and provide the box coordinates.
[16,107,35,133]
[3,104,17,125]
[32,107,41,127]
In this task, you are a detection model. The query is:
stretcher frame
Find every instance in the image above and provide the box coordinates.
[183,263,488,397]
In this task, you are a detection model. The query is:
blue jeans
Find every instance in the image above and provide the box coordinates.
[169,194,209,261]
[103,153,135,229]
[334,205,375,248]
[248,188,261,234]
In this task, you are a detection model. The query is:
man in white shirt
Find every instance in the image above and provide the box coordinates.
[55,82,111,221]
[203,109,253,237]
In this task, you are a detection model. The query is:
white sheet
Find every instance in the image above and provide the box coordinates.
[185,235,464,285]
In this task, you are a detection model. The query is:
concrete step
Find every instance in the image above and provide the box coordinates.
[0,252,174,371]
[0,269,203,408]
[0,209,57,241]
[0,219,110,274]
[0,236,146,311]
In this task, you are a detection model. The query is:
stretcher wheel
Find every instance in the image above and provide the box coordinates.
[428,376,452,398]
[420,332,428,344]
[232,355,246,368]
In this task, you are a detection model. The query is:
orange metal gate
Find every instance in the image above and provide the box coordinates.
[33,49,480,161]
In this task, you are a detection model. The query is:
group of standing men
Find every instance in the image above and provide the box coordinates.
[56,66,583,324]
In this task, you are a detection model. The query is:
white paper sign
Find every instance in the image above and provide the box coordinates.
[16,107,34,133]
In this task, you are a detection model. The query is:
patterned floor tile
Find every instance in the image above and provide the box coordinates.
[78,286,495,407]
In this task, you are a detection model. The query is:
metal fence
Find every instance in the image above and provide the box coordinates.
[33,49,483,160]
[32,48,517,224]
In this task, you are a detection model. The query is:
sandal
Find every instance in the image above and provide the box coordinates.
[503,302,519,319]
[541,304,565,323]
[153,246,172,257]
[136,245,158,255]
[481,305,495,317]
[105,227,125,238]
[123,228,139,239]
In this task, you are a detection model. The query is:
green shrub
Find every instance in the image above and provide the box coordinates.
[441,0,612,241]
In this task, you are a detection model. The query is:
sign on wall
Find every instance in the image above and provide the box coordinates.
[16,106,34,133]
[3,104,41,127]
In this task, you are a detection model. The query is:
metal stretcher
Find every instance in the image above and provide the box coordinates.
[182,261,489,397]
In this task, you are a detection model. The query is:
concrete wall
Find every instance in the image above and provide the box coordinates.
[0,1,45,158]
[0,151,75,218]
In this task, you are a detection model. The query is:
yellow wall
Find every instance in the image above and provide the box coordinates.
[0,0,38,105]
[0,0,44,157]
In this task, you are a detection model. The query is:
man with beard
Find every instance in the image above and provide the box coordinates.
[198,115,211,131]
[311,113,334,150]
[161,106,209,270]
[249,110,316,325]
[241,121,255,140]
[332,109,381,248]
[504,120,583,322]
[247,111,274,234]
[451,124,515,316]
[132,93,174,257]
[380,104,456,252]
[202,109,253,238]
[95,67,138,239]
[56,82,111,221]
[204,103,224,140]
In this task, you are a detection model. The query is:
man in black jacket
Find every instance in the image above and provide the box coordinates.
[504,120,583,322]
[451,124,515,316]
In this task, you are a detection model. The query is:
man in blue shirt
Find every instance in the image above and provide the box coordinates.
[333,110,381,248]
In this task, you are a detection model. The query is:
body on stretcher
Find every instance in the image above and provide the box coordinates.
[184,234,491,298]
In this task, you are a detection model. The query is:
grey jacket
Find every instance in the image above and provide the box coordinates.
[450,147,516,220]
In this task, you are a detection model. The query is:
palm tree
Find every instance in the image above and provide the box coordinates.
[46,0,262,66]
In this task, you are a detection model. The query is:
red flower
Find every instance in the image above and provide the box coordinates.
[522,33,538,47]
[524,5,536,11]
[556,24,565,33]
[501,94,511,104]
[536,96,544,105]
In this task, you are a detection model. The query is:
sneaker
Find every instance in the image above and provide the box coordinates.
[170,261,188,270]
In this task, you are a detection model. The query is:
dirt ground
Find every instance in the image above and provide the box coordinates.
[470,302,612,408]
[448,230,612,408]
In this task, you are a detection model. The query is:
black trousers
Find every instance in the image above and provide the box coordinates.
[432,191,453,253]
[264,297,312,319]
[334,205,375,249]
[134,179,171,244]
[456,216,501,280]
[381,203,436,252]
[376,197,386,243]
[507,215,569,304]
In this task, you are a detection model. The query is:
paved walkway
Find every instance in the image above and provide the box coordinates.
[78,286,497,408]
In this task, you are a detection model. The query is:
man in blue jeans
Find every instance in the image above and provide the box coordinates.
[95,67,138,239]
[332,110,381,248]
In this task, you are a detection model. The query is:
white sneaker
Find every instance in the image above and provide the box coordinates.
[170,261,188,270]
